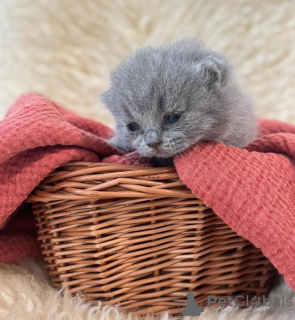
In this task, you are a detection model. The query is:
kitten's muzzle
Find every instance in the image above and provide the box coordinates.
[144,129,162,149]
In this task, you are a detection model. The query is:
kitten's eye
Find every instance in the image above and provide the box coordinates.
[127,123,140,132]
[166,114,181,124]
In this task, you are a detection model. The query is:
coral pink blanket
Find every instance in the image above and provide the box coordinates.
[1,94,295,291]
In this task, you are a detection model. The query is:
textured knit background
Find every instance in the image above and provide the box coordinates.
[0,1,295,319]
[0,0,295,125]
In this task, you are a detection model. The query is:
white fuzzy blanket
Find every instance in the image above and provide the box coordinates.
[0,261,293,320]
[0,0,295,125]
[0,0,295,319]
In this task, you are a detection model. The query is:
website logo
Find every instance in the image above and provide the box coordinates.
[174,292,205,317]
[174,292,292,317]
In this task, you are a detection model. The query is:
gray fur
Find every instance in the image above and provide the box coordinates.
[101,39,257,159]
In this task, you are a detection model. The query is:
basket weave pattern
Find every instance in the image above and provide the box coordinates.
[28,162,274,315]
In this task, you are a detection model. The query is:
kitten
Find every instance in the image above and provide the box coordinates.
[100,39,257,164]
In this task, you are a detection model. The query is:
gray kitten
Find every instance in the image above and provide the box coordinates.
[101,39,257,163]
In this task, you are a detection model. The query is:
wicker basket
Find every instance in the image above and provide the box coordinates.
[28,162,275,316]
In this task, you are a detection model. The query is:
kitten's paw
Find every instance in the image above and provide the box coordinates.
[106,136,122,149]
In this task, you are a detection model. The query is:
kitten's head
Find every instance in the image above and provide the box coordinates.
[101,39,232,158]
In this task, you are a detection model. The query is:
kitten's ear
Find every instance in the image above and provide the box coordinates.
[197,56,228,88]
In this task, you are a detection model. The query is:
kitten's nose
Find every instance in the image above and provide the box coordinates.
[147,140,161,148]
[145,129,162,149]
